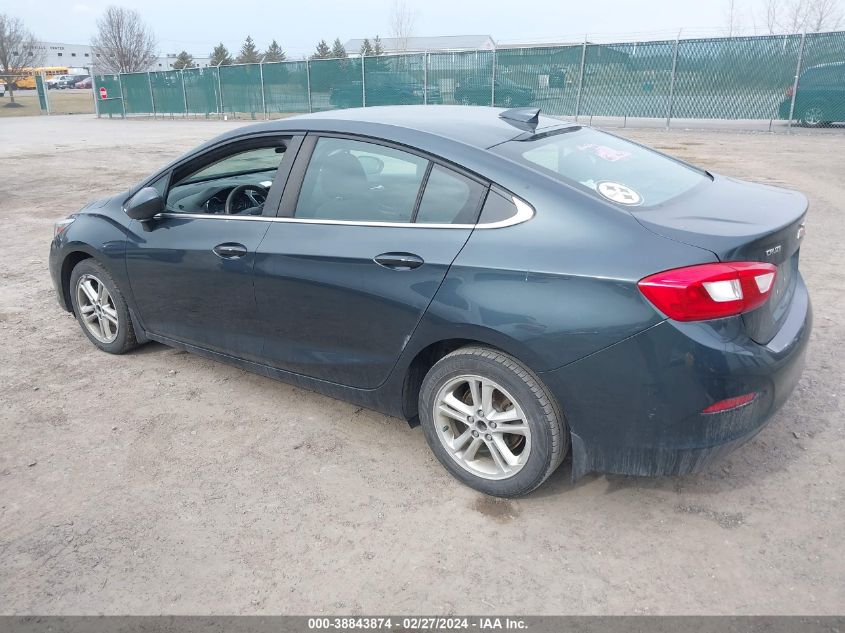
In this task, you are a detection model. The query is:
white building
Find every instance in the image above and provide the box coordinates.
[31,41,94,71]
[32,41,212,72]
[344,35,496,56]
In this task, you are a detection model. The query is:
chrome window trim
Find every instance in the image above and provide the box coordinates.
[155,195,534,229]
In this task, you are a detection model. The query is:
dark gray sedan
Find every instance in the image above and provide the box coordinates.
[49,106,811,496]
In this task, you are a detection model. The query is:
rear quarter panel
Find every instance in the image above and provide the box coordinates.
[405,175,719,373]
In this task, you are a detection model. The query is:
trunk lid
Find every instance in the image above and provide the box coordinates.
[632,174,807,344]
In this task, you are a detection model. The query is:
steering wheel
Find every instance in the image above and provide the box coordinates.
[225,184,269,215]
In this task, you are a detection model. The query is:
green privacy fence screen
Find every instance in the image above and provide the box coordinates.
[93,30,845,125]
[183,67,219,115]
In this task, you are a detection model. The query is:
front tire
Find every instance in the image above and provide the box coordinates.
[69,259,138,354]
[419,346,568,497]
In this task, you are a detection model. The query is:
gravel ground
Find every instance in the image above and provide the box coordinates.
[0,115,843,615]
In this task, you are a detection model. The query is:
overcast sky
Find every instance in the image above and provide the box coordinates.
[2,0,756,58]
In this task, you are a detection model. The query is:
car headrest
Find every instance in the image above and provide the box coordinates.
[319,151,369,200]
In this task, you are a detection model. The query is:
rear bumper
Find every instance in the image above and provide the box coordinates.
[540,274,812,478]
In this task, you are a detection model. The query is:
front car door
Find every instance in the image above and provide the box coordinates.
[253,134,489,389]
[125,134,301,361]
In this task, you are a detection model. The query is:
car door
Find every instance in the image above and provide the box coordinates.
[125,134,301,361]
[253,134,488,389]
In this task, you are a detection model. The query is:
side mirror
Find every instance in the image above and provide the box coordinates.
[125,187,164,221]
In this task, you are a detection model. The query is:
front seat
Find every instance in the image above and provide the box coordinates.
[313,151,375,221]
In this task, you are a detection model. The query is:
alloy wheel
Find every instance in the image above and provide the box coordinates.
[802,106,825,127]
[433,374,532,480]
[76,273,119,343]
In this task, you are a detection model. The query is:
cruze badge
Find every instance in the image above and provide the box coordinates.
[766,245,782,257]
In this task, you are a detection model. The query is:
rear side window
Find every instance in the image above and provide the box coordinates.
[493,127,707,208]
[479,189,519,224]
[295,137,427,223]
[416,165,486,224]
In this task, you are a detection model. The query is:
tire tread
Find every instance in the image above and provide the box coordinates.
[70,259,138,354]
[421,345,568,496]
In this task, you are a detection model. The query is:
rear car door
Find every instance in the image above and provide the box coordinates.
[253,134,488,389]
[125,135,300,361]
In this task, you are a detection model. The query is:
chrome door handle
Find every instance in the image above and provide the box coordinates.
[373,252,424,270]
[213,242,248,259]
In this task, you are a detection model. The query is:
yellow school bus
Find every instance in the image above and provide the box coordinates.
[14,67,69,89]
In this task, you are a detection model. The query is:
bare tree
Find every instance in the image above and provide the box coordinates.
[806,0,843,30]
[762,0,782,32]
[0,13,41,103]
[389,0,416,52]
[90,6,157,73]
[783,0,811,31]
[761,0,843,32]
[725,0,744,35]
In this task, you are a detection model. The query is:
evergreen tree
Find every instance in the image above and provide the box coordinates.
[209,42,232,66]
[331,38,347,59]
[373,35,385,55]
[173,51,196,70]
[311,39,331,59]
[172,50,195,69]
[264,39,286,62]
[359,38,374,56]
[236,35,260,64]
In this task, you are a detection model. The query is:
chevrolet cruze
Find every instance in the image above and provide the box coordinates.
[49,106,811,496]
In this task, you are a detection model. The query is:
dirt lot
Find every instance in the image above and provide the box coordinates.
[0,115,843,615]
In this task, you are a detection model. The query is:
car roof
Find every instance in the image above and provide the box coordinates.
[805,61,845,72]
[220,106,573,151]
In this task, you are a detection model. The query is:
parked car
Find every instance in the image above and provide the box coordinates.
[455,76,535,107]
[74,76,93,89]
[329,71,441,108]
[57,74,89,89]
[47,74,75,89]
[778,61,845,126]
[0,82,5,97]
[49,106,811,496]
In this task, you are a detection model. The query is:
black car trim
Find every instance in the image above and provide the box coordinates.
[277,134,318,217]
[410,162,434,224]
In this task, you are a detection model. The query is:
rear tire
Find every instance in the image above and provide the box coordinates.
[419,346,568,497]
[69,259,139,355]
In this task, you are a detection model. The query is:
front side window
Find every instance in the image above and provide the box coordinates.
[295,137,428,223]
[493,127,707,208]
[166,143,286,215]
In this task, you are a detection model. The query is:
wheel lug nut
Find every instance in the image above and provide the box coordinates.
[485,434,492,441]
[489,422,497,428]
[477,409,484,416]
[472,430,479,438]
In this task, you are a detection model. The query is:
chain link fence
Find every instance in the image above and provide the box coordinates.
[92,30,845,126]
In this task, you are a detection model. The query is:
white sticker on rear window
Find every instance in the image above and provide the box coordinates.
[597,181,642,205]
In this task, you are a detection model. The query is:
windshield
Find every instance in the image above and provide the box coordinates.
[492,127,707,208]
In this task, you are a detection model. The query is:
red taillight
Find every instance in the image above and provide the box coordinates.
[638,262,777,322]
[701,392,757,414]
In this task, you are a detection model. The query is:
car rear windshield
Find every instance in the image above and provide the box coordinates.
[492,127,707,208]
